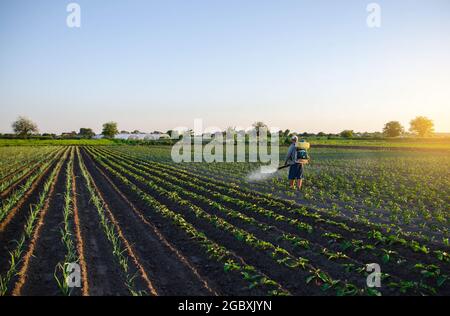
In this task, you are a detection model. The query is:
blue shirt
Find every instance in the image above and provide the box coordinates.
[285,143,297,165]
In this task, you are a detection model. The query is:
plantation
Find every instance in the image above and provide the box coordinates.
[308,137,450,150]
[0,145,448,296]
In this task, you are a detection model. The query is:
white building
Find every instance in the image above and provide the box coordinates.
[94,133,171,140]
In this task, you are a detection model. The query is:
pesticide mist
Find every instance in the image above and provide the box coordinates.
[246,167,281,182]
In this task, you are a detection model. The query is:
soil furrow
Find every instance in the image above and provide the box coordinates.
[72,151,130,296]
[84,149,325,295]
[82,148,282,296]
[72,160,89,296]
[79,152,159,296]
[11,153,67,296]
[0,150,64,233]
[19,154,70,295]
[82,150,219,295]
[0,153,64,274]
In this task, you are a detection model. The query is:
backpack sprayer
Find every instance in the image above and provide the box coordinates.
[247,140,310,182]
[278,140,310,170]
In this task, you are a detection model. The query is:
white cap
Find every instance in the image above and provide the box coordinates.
[291,135,298,142]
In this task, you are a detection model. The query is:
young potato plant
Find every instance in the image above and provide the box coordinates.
[0,149,68,295]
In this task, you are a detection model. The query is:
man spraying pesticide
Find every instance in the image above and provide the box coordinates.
[280,136,310,190]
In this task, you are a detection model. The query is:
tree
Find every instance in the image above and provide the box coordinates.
[317,132,326,137]
[409,116,434,137]
[12,116,38,136]
[252,121,268,136]
[120,130,130,134]
[383,121,404,137]
[132,130,141,134]
[79,128,95,139]
[282,129,290,137]
[340,130,354,138]
[102,122,119,139]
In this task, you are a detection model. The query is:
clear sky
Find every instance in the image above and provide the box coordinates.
[1,0,449,134]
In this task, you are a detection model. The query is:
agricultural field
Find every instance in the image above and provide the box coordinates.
[0,145,449,296]
[0,139,116,147]
[308,137,450,150]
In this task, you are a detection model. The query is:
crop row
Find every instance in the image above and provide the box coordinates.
[87,147,379,295]
[84,148,291,295]
[0,148,65,229]
[96,146,449,295]
[95,148,444,294]
[175,151,449,241]
[0,148,69,295]
[77,148,155,295]
[0,147,62,195]
[91,148,384,294]
[54,148,81,295]
[102,147,446,262]
[111,145,449,242]
[0,146,58,178]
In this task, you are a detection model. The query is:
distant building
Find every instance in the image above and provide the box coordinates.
[93,133,170,140]
[61,132,77,138]
[159,133,171,139]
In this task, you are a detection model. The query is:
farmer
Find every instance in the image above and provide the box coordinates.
[285,135,304,189]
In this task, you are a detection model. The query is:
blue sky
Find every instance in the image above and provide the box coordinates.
[1,0,449,134]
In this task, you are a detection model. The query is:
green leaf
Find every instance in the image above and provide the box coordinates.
[306,275,315,284]
[437,276,447,287]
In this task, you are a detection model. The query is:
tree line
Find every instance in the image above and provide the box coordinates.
[4,118,153,140]
[3,116,437,140]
